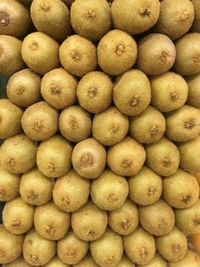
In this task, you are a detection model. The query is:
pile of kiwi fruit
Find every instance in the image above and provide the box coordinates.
[0,0,200,266]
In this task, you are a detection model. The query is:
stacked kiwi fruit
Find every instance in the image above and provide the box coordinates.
[0,0,200,266]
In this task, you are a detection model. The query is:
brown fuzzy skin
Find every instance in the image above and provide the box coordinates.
[186,74,200,108]
[22,32,60,75]
[72,138,106,179]
[163,169,199,209]
[113,69,151,116]
[124,227,156,265]
[0,0,30,37]
[71,0,112,41]
[0,134,37,174]
[7,69,41,108]
[165,105,200,142]
[108,200,139,236]
[156,227,188,262]
[34,202,70,241]
[73,255,99,267]
[72,201,108,241]
[137,33,176,76]
[5,257,32,267]
[111,0,160,35]
[150,72,188,112]
[0,99,23,139]
[0,224,24,264]
[41,68,77,110]
[2,197,34,235]
[191,0,200,32]
[22,101,59,141]
[23,229,56,266]
[60,35,97,77]
[145,137,180,177]
[137,253,167,267]
[77,71,113,114]
[154,0,194,40]
[175,199,200,236]
[117,256,135,267]
[97,29,137,76]
[91,169,129,211]
[92,107,129,146]
[57,231,89,265]
[139,199,175,236]
[20,167,53,206]
[31,0,70,42]
[128,166,162,206]
[0,35,25,76]
[168,250,200,267]
[178,136,200,172]
[107,136,146,176]
[0,166,20,202]
[130,106,166,144]
[53,170,90,213]
[43,256,70,267]
[174,33,200,76]
[90,228,123,267]
[59,106,92,143]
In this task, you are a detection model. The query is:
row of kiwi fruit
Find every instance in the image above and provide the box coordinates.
[1,0,200,266]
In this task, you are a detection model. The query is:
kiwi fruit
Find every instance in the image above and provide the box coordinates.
[168,250,200,267]
[111,0,160,35]
[154,0,194,40]
[41,68,77,110]
[124,226,156,265]
[92,107,129,146]
[43,256,70,267]
[113,69,151,116]
[53,169,90,212]
[117,256,135,267]
[128,166,162,206]
[186,74,200,108]
[107,136,146,176]
[71,0,112,41]
[72,138,106,179]
[0,35,25,76]
[90,228,123,267]
[22,101,59,141]
[108,199,139,236]
[31,0,70,42]
[3,196,34,235]
[0,224,24,264]
[23,229,56,266]
[0,134,37,174]
[34,201,70,240]
[0,99,23,139]
[137,33,176,76]
[60,35,97,77]
[150,72,188,112]
[77,71,113,114]
[59,106,92,143]
[139,199,175,236]
[91,169,129,211]
[57,231,89,265]
[73,255,99,267]
[163,169,199,209]
[37,135,72,178]
[97,29,137,76]
[72,201,108,241]
[22,32,60,75]
[0,166,20,201]
[178,136,200,172]
[174,33,200,76]
[0,0,30,37]
[5,257,32,267]
[156,227,187,262]
[191,0,200,32]
[130,106,166,144]
[20,167,53,206]
[175,199,200,235]
[137,253,167,267]
[7,69,41,108]
[145,137,180,177]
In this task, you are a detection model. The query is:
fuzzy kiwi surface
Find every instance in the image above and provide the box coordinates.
[168,250,200,267]
[117,255,135,267]
[191,0,200,32]
[73,255,99,267]
[43,256,70,267]
[186,74,200,108]
[5,257,32,267]
[137,253,167,267]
